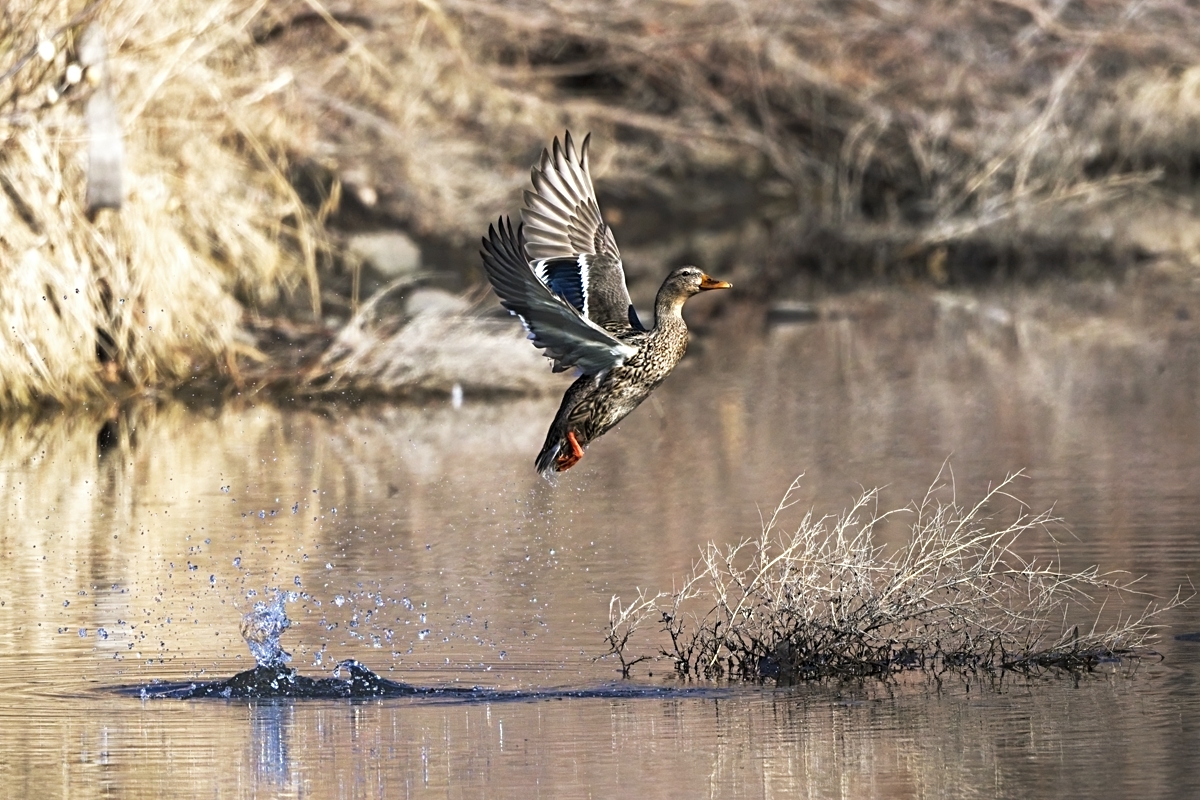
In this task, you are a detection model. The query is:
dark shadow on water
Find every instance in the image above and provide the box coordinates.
[114,661,724,704]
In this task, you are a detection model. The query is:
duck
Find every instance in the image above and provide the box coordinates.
[480,132,732,476]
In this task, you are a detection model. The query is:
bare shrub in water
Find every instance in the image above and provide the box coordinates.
[605,473,1184,681]
[0,0,322,408]
[601,588,665,679]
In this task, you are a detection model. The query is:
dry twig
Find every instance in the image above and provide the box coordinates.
[605,471,1186,681]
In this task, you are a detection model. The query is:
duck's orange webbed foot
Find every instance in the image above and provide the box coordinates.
[555,431,584,472]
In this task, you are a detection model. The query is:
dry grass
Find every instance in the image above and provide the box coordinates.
[6,1,1200,407]
[302,280,559,398]
[259,0,1200,283]
[0,0,323,408]
[603,471,1186,681]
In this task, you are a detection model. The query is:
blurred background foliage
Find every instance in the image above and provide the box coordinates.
[3,0,1200,407]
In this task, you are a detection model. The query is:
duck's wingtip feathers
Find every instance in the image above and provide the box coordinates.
[535,444,560,478]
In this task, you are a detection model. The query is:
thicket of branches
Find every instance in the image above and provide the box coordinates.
[267,0,1200,283]
[603,473,1184,681]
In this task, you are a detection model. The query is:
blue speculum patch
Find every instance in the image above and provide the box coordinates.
[540,258,586,313]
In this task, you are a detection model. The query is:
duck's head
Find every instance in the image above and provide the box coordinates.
[662,266,733,300]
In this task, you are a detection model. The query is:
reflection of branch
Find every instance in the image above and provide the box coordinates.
[250,703,295,789]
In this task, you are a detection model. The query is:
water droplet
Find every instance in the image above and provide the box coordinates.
[333,595,345,607]
[418,629,430,640]
[78,628,87,637]
[233,557,241,568]
[97,628,109,639]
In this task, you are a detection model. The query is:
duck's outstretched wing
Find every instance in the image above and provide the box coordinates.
[521,132,642,331]
[480,217,637,374]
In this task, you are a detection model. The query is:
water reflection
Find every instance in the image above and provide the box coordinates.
[24,672,1187,798]
[0,287,1197,797]
[250,703,295,791]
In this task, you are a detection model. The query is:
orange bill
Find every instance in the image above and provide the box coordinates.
[699,274,733,290]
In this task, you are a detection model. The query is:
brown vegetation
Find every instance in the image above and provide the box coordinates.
[1,0,322,408]
[6,0,1200,407]
[602,472,1185,681]
[259,0,1200,286]
[304,282,559,398]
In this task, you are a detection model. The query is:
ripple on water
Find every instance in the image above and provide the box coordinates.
[1,296,1199,796]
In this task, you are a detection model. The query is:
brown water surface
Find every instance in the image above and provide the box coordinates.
[1,288,1198,798]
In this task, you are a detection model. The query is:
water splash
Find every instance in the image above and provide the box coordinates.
[240,591,292,668]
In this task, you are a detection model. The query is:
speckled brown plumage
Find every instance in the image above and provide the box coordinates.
[534,269,708,475]
[479,133,732,477]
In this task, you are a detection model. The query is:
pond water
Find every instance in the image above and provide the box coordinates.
[1,288,1198,798]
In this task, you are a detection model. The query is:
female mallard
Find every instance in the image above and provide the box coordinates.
[480,132,732,476]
